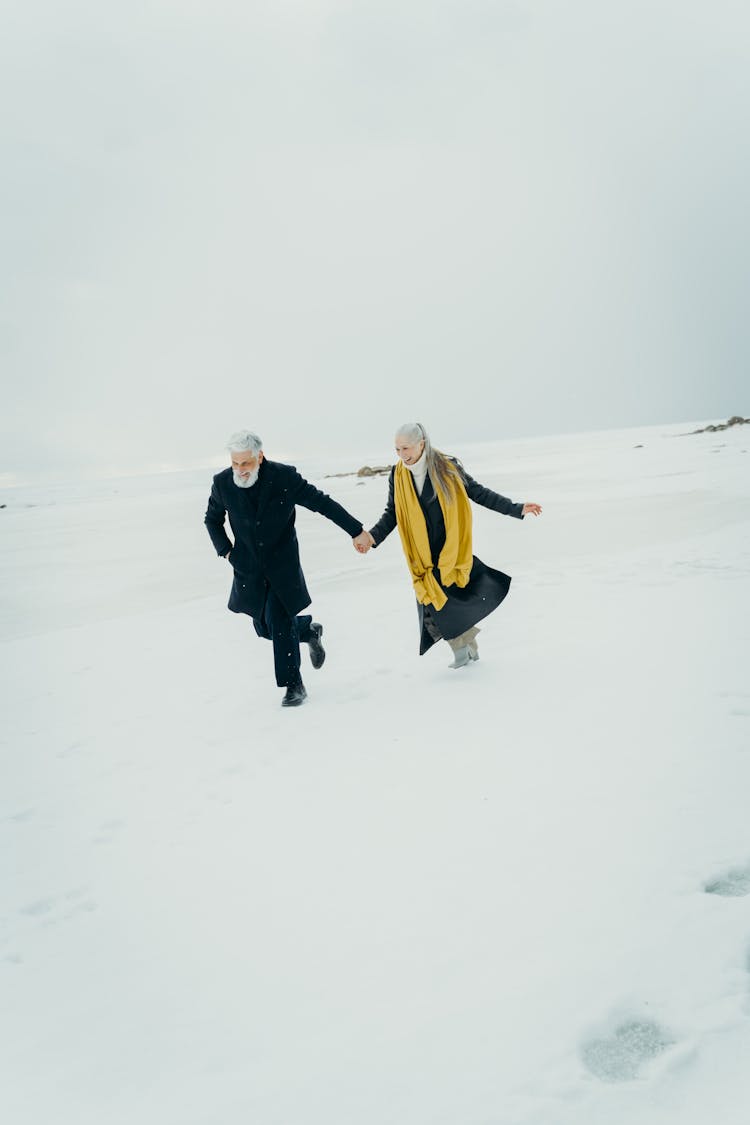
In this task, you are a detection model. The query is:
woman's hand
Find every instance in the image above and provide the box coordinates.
[522,502,542,517]
[353,529,375,553]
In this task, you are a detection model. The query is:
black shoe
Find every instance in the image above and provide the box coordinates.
[281,679,307,708]
[308,622,326,670]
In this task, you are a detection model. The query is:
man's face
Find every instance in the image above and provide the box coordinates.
[231,449,263,478]
[231,449,264,487]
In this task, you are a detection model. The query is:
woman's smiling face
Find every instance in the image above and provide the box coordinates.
[395,435,425,465]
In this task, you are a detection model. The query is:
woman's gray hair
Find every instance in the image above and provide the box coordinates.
[396,421,428,449]
[395,422,461,503]
[227,430,263,455]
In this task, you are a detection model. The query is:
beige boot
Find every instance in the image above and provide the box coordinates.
[447,627,480,669]
[466,626,480,661]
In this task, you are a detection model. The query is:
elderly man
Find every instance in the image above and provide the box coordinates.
[205,430,365,707]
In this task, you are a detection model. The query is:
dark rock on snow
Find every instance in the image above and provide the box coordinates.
[689,415,750,434]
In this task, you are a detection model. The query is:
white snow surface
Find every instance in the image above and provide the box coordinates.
[2,421,750,1124]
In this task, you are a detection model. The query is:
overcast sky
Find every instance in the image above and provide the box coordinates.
[2,0,749,482]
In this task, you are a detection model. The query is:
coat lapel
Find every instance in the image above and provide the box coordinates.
[420,473,435,505]
[255,460,274,523]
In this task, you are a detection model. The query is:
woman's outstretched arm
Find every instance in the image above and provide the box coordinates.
[459,466,542,519]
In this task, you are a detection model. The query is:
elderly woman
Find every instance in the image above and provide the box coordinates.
[354,423,542,667]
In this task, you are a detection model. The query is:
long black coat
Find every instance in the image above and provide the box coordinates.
[205,460,363,619]
[370,462,525,653]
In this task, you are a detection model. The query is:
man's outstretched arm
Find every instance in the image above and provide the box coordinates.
[292,472,364,538]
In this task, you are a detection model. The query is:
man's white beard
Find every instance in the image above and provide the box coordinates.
[233,467,260,488]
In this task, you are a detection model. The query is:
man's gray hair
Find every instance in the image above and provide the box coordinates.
[227,430,263,455]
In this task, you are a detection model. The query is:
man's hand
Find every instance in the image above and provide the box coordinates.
[522,503,542,517]
[353,529,375,554]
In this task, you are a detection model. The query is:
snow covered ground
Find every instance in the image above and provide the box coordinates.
[2,420,750,1124]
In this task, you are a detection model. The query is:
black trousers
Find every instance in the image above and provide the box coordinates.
[253,586,313,687]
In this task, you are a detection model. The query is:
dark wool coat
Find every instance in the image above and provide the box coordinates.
[205,460,363,619]
[370,462,525,654]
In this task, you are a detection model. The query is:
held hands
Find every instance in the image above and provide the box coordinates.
[353,529,375,554]
[522,503,543,517]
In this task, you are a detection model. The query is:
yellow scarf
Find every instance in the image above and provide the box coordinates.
[394,459,473,609]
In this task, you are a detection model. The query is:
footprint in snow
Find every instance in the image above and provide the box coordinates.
[21,898,55,918]
[704,866,750,897]
[20,889,98,926]
[5,808,35,824]
[92,819,125,845]
[580,1018,676,1082]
